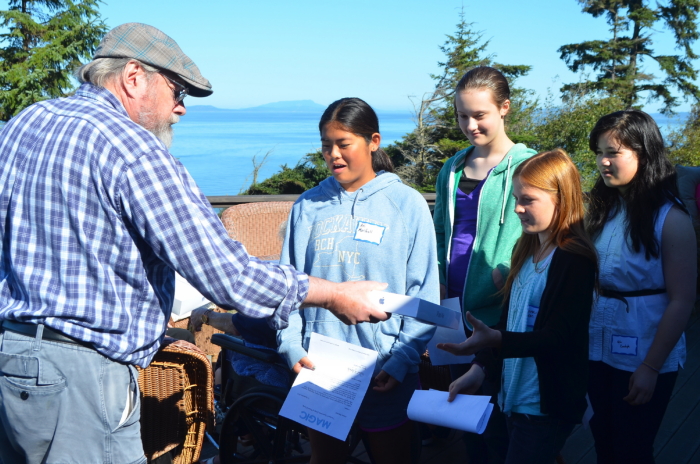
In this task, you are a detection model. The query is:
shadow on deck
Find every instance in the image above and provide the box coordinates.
[413,311,700,464]
[200,312,700,464]
[561,311,700,464]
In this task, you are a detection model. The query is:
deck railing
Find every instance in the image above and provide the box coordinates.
[206,193,437,209]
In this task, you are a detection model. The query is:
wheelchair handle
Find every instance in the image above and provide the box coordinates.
[211,333,278,363]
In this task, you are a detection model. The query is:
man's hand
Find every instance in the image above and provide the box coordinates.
[304,277,390,325]
[373,370,399,393]
[438,312,501,356]
[623,363,658,405]
[188,306,238,334]
[292,356,315,375]
[189,307,209,332]
[447,363,485,402]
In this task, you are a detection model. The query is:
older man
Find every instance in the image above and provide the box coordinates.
[0,23,387,463]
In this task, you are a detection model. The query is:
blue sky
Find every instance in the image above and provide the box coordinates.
[5,0,700,112]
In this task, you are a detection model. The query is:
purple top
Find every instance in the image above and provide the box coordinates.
[447,180,485,300]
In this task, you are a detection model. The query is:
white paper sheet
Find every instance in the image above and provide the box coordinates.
[278,332,378,441]
[426,298,474,366]
[407,390,494,434]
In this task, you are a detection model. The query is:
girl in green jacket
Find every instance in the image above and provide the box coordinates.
[434,66,536,328]
[432,66,536,463]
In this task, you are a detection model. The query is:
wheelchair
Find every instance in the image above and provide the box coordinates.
[209,333,375,464]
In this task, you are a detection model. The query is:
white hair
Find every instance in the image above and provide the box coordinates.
[74,58,159,89]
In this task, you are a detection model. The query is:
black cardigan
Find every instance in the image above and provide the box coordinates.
[475,247,596,424]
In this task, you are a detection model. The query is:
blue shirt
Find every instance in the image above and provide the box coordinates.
[589,202,684,373]
[500,248,555,416]
[0,83,308,367]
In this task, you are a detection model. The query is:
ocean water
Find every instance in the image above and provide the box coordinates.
[170,108,689,197]
[170,108,416,196]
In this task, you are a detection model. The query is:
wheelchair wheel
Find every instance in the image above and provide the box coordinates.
[218,386,309,464]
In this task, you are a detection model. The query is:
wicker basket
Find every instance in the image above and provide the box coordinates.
[138,342,214,464]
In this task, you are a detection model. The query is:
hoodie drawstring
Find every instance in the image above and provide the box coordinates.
[351,188,362,218]
[500,155,512,224]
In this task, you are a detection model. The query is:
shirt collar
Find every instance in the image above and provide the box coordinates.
[74,82,130,119]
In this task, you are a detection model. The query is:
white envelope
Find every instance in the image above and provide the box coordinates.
[171,272,210,321]
[369,291,461,329]
[425,298,473,366]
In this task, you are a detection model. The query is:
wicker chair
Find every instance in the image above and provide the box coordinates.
[138,341,214,464]
[220,201,294,261]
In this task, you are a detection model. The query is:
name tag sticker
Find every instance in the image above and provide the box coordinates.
[354,221,385,245]
[526,305,539,330]
[611,335,638,356]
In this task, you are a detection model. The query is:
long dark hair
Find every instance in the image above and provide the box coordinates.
[503,149,598,305]
[587,110,679,259]
[319,98,394,173]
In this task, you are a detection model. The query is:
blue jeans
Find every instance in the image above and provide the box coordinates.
[0,326,146,464]
[504,413,575,464]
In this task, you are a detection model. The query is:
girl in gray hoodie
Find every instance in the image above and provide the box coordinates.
[277,98,439,464]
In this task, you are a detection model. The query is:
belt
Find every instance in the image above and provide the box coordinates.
[1,320,87,347]
[599,288,666,312]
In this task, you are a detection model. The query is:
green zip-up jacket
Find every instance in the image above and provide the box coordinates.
[434,144,536,327]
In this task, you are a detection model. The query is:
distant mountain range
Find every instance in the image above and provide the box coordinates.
[185,102,688,126]
[188,100,326,113]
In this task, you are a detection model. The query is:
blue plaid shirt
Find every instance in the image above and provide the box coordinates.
[0,83,309,367]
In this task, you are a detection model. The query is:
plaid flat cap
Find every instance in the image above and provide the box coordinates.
[94,23,212,97]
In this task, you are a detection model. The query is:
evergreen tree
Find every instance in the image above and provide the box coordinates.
[428,10,534,142]
[0,0,106,120]
[243,151,330,195]
[558,0,700,114]
[393,11,536,190]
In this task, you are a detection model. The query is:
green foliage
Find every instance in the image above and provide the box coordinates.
[666,105,700,166]
[558,0,700,114]
[0,0,106,121]
[435,138,469,160]
[427,10,535,143]
[391,12,535,190]
[532,90,626,189]
[243,151,330,195]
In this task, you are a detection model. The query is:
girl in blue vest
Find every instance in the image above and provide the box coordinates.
[277,98,439,464]
[586,110,696,464]
[439,149,598,464]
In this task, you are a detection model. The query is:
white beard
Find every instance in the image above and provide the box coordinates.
[149,115,177,148]
[137,85,179,148]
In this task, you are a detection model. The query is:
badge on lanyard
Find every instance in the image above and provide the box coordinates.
[354,221,385,245]
[611,335,638,356]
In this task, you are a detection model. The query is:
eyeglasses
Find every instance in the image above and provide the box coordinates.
[160,73,188,104]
